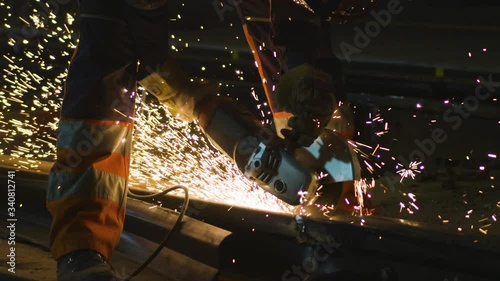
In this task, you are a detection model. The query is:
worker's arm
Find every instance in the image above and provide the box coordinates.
[138,59,318,205]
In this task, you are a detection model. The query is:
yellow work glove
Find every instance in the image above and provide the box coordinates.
[277,63,335,147]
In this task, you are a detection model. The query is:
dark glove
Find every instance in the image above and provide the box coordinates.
[277,63,335,147]
[281,115,323,148]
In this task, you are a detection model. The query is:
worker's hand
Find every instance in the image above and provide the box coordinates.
[277,64,335,147]
[326,101,355,140]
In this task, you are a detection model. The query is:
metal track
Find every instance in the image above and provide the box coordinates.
[1,166,500,281]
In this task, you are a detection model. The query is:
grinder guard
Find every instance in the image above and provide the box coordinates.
[297,130,362,208]
[298,130,361,184]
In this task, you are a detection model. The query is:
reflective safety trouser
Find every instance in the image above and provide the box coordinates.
[46,0,170,261]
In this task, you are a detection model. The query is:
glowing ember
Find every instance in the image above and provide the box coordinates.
[396,161,422,183]
[354,178,375,216]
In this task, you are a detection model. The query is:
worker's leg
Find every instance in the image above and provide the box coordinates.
[234,0,314,115]
[124,0,170,80]
[236,1,363,212]
[235,0,334,135]
[46,0,137,266]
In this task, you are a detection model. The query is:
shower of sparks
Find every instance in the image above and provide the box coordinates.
[399,192,419,215]
[354,178,375,216]
[0,1,290,214]
[1,3,71,162]
[349,139,389,178]
[397,161,422,183]
[129,91,293,213]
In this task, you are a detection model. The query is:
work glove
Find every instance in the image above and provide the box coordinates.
[277,63,335,147]
[326,101,355,139]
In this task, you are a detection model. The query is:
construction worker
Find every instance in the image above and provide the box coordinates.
[235,0,366,213]
[47,0,373,280]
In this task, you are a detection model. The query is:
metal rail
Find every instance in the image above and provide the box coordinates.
[1,166,499,280]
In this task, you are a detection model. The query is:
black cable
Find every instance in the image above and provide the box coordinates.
[124,185,190,281]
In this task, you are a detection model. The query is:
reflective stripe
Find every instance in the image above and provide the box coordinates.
[53,149,131,179]
[57,119,133,156]
[60,117,135,128]
[273,111,293,118]
[47,167,128,207]
[93,152,130,179]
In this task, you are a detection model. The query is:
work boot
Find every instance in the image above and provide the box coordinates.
[57,249,119,281]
